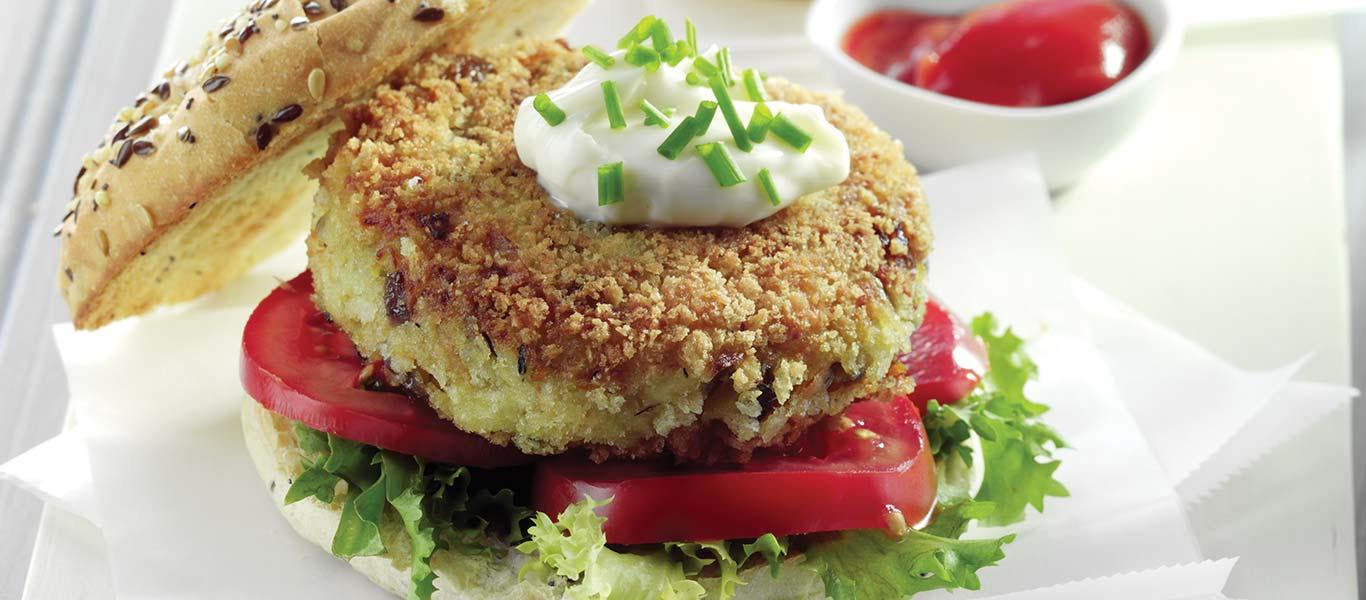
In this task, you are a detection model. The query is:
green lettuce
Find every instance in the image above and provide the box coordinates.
[804,312,1068,599]
[517,498,708,599]
[283,423,530,600]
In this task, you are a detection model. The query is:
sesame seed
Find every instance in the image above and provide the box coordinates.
[96,229,110,256]
[237,23,257,44]
[274,18,288,32]
[307,68,326,101]
[224,37,243,55]
[185,97,194,110]
[255,123,275,150]
[406,176,422,189]
[135,204,155,229]
[213,53,231,70]
[330,0,346,11]
[132,140,156,156]
[413,4,445,21]
[126,115,156,138]
[111,140,134,168]
[93,190,110,209]
[133,94,148,108]
[271,104,303,123]
[64,268,73,281]
[72,166,85,196]
[177,126,196,143]
[151,80,171,100]
[303,1,322,15]
[289,16,307,30]
[202,75,231,93]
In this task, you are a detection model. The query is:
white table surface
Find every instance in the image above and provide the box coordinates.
[1,1,1359,598]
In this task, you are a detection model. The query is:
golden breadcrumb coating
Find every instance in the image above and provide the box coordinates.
[308,40,931,461]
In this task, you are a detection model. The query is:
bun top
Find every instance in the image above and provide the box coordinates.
[56,0,587,329]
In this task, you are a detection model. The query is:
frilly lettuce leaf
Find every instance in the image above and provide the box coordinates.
[803,311,1067,599]
[517,498,707,600]
[284,424,529,600]
[805,529,1013,599]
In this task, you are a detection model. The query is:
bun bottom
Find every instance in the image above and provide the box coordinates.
[240,397,826,599]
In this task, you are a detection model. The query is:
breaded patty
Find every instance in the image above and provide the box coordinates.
[307,40,931,461]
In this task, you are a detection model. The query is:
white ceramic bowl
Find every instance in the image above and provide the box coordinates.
[806,0,1184,189]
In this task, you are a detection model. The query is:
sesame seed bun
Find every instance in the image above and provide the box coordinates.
[57,0,588,330]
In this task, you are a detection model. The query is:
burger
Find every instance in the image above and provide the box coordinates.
[55,1,1067,598]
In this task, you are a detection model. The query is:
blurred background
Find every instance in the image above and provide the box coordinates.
[0,0,1361,598]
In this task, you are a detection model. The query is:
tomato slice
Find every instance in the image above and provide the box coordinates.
[241,272,531,468]
[533,395,935,545]
[901,300,983,415]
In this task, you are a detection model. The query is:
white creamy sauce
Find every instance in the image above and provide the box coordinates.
[514,47,851,227]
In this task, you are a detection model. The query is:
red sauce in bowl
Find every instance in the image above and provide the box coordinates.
[842,0,1152,108]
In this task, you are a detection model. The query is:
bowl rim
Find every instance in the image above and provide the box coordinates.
[804,0,1187,119]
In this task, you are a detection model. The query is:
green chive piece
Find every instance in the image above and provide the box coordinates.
[717,47,735,87]
[693,56,719,78]
[649,19,673,53]
[532,93,566,126]
[582,45,616,69]
[709,77,753,152]
[743,68,767,102]
[685,18,698,57]
[747,102,773,143]
[601,81,626,129]
[625,45,661,72]
[770,113,813,152]
[618,15,657,49]
[598,162,625,206]
[685,72,704,87]
[662,41,691,66]
[640,99,670,127]
[757,168,781,205]
[693,100,718,133]
[696,142,747,187]
[657,116,697,159]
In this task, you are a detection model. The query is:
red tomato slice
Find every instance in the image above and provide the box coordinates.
[902,300,983,415]
[533,395,936,545]
[240,272,531,468]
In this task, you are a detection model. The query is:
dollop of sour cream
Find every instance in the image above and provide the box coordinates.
[514,47,851,227]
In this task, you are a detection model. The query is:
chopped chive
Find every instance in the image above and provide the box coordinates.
[625,45,661,72]
[662,41,691,66]
[601,81,626,129]
[717,47,735,87]
[685,72,704,87]
[693,56,719,78]
[693,100,718,133]
[532,93,566,126]
[640,99,670,127]
[757,168,781,205]
[696,142,747,187]
[582,45,616,68]
[747,102,773,143]
[770,113,813,152]
[709,77,753,152]
[649,19,673,53]
[685,18,698,57]
[743,68,767,102]
[598,162,625,206]
[657,116,697,159]
[618,15,657,49]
